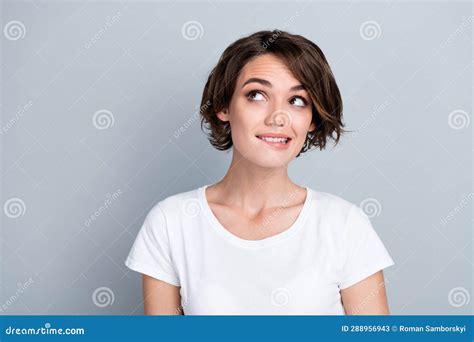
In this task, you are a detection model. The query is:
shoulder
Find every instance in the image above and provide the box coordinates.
[309,188,367,230]
[311,189,359,216]
[145,186,202,223]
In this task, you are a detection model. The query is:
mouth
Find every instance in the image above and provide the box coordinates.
[256,135,292,146]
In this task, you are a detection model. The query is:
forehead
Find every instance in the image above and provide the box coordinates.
[237,54,300,86]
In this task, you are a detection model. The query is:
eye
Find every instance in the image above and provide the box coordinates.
[246,90,266,102]
[289,96,308,107]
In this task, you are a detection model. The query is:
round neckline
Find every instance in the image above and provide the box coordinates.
[198,184,313,249]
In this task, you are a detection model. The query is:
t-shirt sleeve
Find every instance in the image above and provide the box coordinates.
[124,203,180,286]
[338,205,395,290]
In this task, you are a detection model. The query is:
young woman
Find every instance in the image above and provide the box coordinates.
[125,30,395,315]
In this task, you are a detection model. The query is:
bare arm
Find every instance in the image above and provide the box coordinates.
[142,274,183,315]
[340,270,390,315]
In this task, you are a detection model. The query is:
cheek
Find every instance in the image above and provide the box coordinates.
[229,102,263,135]
[292,113,312,137]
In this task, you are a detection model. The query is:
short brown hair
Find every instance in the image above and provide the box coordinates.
[199,29,347,157]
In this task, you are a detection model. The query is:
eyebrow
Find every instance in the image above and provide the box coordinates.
[241,77,306,92]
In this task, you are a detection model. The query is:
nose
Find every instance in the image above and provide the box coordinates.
[264,99,292,129]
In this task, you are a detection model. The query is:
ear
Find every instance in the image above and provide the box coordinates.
[216,108,230,122]
[309,122,316,132]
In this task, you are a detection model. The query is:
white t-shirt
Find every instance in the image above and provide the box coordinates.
[125,184,395,315]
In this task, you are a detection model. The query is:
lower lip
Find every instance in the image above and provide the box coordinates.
[256,136,291,149]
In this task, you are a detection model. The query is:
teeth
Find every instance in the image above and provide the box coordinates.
[258,136,289,143]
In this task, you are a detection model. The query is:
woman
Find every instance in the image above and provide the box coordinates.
[125,29,395,315]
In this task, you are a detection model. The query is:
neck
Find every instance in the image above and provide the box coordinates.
[210,148,305,212]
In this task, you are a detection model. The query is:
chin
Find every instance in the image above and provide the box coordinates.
[247,153,293,169]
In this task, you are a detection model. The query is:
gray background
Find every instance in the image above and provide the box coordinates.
[0,0,472,315]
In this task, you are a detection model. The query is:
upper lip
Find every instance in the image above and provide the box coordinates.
[256,133,292,139]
